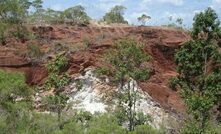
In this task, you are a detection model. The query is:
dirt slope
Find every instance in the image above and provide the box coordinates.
[0,25,190,114]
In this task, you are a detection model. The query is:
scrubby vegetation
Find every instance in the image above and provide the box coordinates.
[0,0,220,134]
[175,7,221,134]
[103,39,152,131]
[138,14,151,26]
[0,68,162,134]
[102,5,128,24]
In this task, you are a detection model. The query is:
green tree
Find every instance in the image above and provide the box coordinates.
[0,70,32,134]
[31,0,44,25]
[192,7,221,40]
[32,0,43,12]
[105,39,151,131]
[44,8,64,24]
[0,22,8,45]
[27,44,43,63]
[138,14,151,26]
[43,55,70,130]
[175,7,221,134]
[176,17,183,26]
[0,0,30,24]
[63,5,90,25]
[103,5,128,24]
[0,0,32,44]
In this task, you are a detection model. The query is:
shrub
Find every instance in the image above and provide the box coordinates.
[103,38,152,131]
[135,112,152,126]
[129,125,160,134]
[103,5,128,24]
[75,80,83,91]
[11,26,29,41]
[63,5,90,25]
[0,70,31,102]
[27,44,43,61]
[0,22,8,45]
[82,37,91,48]
[175,7,221,133]
[74,110,92,123]
[168,77,179,91]
[0,69,32,134]
[47,55,69,73]
[43,55,70,130]
[95,66,111,77]
[87,114,127,134]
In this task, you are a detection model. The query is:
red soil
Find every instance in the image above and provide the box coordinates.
[0,25,190,114]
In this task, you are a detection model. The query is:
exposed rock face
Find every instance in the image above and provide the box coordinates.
[67,68,179,129]
[0,25,189,116]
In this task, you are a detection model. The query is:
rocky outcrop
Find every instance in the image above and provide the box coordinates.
[0,25,189,115]
[66,68,180,129]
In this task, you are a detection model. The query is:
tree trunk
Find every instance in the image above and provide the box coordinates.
[128,82,133,131]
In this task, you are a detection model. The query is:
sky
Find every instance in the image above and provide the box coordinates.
[42,0,221,27]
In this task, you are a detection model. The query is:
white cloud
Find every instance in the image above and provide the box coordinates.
[193,10,201,14]
[125,12,151,24]
[158,0,184,6]
[141,0,184,6]
[211,0,221,17]
[98,0,126,2]
[50,4,64,11]
[164,12,188,19]
[95,0,126,12]
[214,0,221,4]
[138,0,184,13]
[212,0,221,7]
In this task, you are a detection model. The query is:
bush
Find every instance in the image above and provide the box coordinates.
[0,69,33,134]
[11,26,29,41]
[82,37,91,48]
[168,77,179,91]
[0,70,31,102]
[23,113,59,134]
[63,5,90,26]
[47,55,69,73]
[27,44,43,62]
[0,22,8,45]
[135,112,152,126]
[129,125,160,134]
[105,38,151,82]
[54,121,84,134]
[103,5,128,24]
[95,66,111,77]
[87,114,127,134]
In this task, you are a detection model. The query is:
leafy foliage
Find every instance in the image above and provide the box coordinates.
[130,125,160,134]
[106,38,151,83]
[0,0,34,44]
[0,61,159,134]
[168,77,179,91]
[175,7,221,133]
[47,55,69,73]
[63,5,90,25]
[43,55,70,130]
[103,38,151,131]
[0,22,8,45]
[0,70,31,104]
[138,14,151,25]
[0,70,32,134]
[86,114,127,134]
[176,18,183,26]
[103,5,128,24]
[192,7,221,40]
[27,44,43,62]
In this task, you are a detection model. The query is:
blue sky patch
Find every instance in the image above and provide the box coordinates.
[42,0,221,27]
